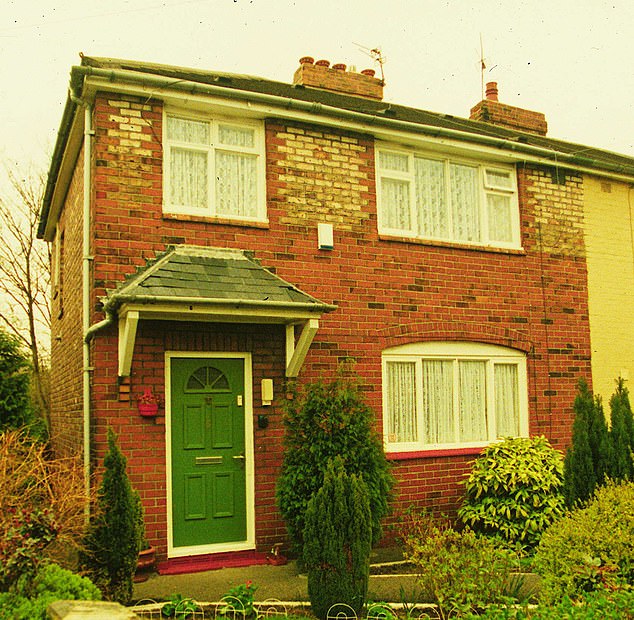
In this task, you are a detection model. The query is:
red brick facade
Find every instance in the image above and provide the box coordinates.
[48,89,592,561]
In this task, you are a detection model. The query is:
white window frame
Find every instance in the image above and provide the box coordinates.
[382,342,529,453]
[376,145,521,249]
[163,110,266,222]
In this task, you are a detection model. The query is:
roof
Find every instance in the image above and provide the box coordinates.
[104,245,335,313]
[39,54,634,238]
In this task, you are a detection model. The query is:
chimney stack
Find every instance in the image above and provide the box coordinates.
[470,82,547,136]
[293,56,384,100]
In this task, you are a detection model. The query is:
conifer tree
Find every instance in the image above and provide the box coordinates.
[303,457,372,620]
[608,377,634,481]
[563,379,609,507]
[81,428,141,604]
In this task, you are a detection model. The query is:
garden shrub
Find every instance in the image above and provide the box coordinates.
[0,562,101,620]
[403,513,517,619]
[303,457,372,620]
[467,587,634,619]
[277,371,393,555]
[0,429,87,588]
[81,428,141,604]
[458,436,565,549]
[607,377,634,481]
[535,479,634,604]
[0,328,32,430]
[563,378,609,507]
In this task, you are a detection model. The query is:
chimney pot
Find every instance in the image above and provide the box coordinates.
[361,68,376,77]
[299,56,314,65]
[315,59,330,68]
[485,81,499,102]
[332,63,346,72]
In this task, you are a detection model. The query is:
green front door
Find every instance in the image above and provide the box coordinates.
[171,357,247,548]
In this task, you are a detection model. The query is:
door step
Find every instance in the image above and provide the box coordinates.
[158,550,267,575]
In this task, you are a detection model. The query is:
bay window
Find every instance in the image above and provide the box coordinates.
[382,342,528,453]
[377,147,520,248]
[164,112,265,221]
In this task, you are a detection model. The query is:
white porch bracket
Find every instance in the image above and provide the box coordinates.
[286,318,319,377]
[118,310,139,377]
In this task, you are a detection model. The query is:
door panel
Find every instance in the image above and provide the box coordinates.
[171,357,246,549]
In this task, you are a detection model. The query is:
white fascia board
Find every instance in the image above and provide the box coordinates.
[43,112,85,242]
[121,302,323,323]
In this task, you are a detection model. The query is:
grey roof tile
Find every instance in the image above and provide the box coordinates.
[106,246,332,311]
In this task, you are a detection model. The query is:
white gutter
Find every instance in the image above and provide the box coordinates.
[68,90,95,516]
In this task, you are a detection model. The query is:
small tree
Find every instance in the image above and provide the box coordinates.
[276,371,393,555]
[81,429,141,604]
[0,328,32,430]
[303,457,372,620]
[608,377,634,482]
[563,378,609,507]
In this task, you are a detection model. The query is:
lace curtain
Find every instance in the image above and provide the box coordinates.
[422,360,454,444]
[415,157,446,238]
[450,163,480,242]
[385,361,417,442]
[494,363,519,437]
[458,360,487,442]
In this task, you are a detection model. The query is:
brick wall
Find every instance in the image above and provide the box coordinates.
[75,91,592,557]
[49,149,86,456]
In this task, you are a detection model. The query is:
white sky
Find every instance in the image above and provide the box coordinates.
[1,0,634,176]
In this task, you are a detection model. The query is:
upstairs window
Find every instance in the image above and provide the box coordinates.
[377,147,520,249]
[164,112,266,221]
[382,342,528,453]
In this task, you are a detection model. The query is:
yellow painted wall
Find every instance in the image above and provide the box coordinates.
[584,176,634,401]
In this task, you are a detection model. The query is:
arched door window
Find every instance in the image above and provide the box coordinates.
[185,366,230,393]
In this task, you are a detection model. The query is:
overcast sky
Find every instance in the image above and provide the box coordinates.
[1,0,634,177]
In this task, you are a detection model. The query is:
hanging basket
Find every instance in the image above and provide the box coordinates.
[138,402,159,417]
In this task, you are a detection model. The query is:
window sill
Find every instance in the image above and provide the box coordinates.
[387,446,485,460]
[163,212,269,229]
[378,233,525,255]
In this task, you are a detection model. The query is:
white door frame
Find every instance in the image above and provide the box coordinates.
[165,351,255,558]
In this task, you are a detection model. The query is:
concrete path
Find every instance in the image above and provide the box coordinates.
[132,549,418,607]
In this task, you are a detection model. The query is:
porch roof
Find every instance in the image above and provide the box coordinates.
[102,245,336,378]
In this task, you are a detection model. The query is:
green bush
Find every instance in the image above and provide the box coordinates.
[0,562,101,620]
[81,428,141,604]
[467,587,634,619]
[0,329,32,430]
[458,436,565,549]
[277,372,393,555]
[0,506,59,591]
[563,379,609,507]
[403,513,517,619]
[303,457,372,620]
[535,480,634,604]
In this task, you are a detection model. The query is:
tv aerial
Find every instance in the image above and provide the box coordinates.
[353,42,386,84]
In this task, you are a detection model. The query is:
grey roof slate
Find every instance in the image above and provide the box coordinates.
[105,246,334,311]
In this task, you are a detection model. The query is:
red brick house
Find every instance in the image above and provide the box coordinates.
[38,55,634,567]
